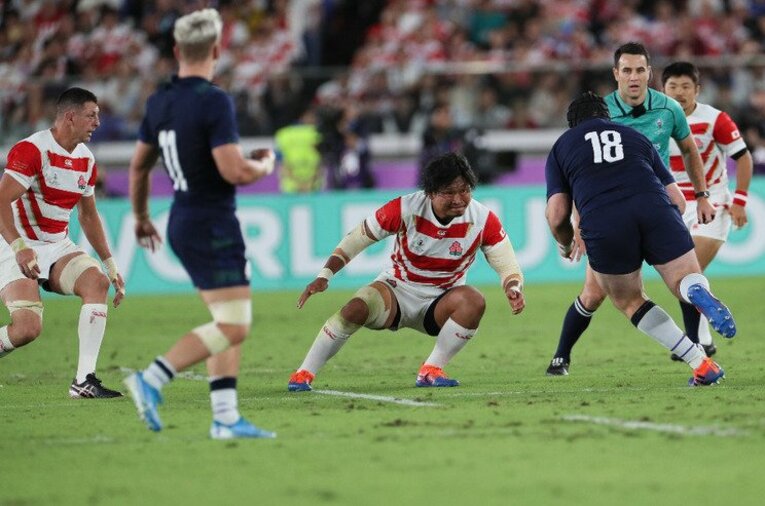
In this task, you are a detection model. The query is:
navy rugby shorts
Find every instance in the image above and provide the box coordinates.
[168,207,249,289]
[580,192,694,275]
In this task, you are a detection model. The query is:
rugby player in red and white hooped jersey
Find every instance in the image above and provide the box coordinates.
[0,87,126,398]
[663,61,753,358]
[288,152,525,391]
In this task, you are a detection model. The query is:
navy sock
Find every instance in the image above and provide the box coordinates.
[679,301,701,344]
[554,297,594,360]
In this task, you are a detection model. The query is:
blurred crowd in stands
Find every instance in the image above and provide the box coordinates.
[3,0,765,187]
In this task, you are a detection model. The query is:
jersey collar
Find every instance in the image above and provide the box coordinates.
[611,88,653,116]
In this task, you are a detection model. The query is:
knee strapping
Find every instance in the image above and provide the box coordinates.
[193,299,252,355]
[325,312,361,339]
[353,285,390,329]
[7,300,44,318]
[59,255,101,295]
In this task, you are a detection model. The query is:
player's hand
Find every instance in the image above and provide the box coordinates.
[297,278,329,309]
[16,248,40,280]
[570,227,586,262]
[730,203,747,228]
[249,148,275,176]
[135,218,162,252]
[111,273,126,308]
[505,284,525,315]
[696,198,716,224]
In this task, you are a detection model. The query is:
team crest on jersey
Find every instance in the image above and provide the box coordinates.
[77,175,87,190]
[449,241,463,256]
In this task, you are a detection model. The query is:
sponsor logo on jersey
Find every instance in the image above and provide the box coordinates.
[77,175,86,190]
[64,158,73,167]
[385,278,397,288]
[449,241,463,256]
[437,229,447,237]
[656,118,663,130]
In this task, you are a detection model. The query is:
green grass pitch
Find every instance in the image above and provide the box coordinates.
[2,277,764,506]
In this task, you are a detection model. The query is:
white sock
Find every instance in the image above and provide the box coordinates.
[634,304,705,369]
[298,313,359,374]
[424,318,476,368]
[75,304,108,383]
[0,326,15,357]
[210,376,240,425]
[697,314,713,346]
[679,273,710,304]
[143,356,176,391]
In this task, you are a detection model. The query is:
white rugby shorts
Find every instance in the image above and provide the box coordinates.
[373,274,446,334]
[682,185,732,242]
[0,238,85,291]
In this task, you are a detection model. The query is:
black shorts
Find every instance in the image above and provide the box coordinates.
[580,193,694,275]
[168,207,249,290]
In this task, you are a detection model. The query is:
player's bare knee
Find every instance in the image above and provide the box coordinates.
[7,301,44,346]
[579,290,606,310]
[77,270,110,302]
[450,286,486,317]
[340,298,369,326]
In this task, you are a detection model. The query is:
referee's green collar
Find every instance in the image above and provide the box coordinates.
[612,88,654,115]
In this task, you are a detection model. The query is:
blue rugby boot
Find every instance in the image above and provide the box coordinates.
[124,372,163,432]
[416,364,460,387]
[210,417,277,440]
[687,284,736,338]
[688,357,725,386]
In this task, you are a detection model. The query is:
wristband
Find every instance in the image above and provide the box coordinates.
[10,237,28,254]
[317,267,334,281]
[733,190,748,207]
[103,257,119,282]
[557,241,573,256]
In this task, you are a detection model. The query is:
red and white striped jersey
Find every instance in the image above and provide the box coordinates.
[365,191,508,294]
[4,129,97,243]
[668,102,747,200]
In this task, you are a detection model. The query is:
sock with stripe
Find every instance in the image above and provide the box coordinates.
[424,318,476,368]
[298,312,360,374]
[143,356,176,391]
[553,297,594,360]
[75,304,108,383]
[631,300,704,369]
[210,376,240,425]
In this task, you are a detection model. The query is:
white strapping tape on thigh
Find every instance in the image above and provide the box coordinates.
[354,285,390,329]
[208,299,252,325]
[193,321,231,355]
[7,300,44,318]
[59,255,101,295]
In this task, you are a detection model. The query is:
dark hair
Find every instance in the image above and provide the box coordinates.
[613,42,650,68]
[566,91,610,128]
[661,61,700,86]
[56,87,97,115]
[420,152,477,194]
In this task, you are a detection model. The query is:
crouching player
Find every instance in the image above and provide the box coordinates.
[0,87,126,398]
[288,152,525,391]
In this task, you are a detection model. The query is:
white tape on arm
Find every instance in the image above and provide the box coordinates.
[103,257,119,282]
[484,236,523,290]
[335,223,377,263]
[10,237,28,253]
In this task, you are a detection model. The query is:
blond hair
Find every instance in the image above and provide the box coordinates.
[173,8,222,62]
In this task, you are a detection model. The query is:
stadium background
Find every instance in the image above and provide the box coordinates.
[2,0,764,293]
[3,3,765,506]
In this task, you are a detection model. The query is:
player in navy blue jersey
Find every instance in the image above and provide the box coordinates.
[124,8,276,439]
[545,92,735,386]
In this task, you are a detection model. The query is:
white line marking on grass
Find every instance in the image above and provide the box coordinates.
[119,366,206,381]
[562,414,749,437]
[313,389,440,407]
